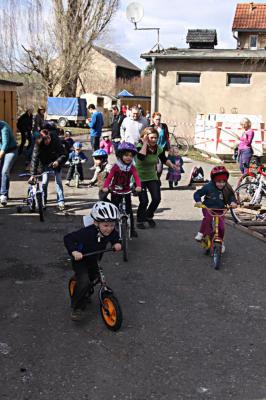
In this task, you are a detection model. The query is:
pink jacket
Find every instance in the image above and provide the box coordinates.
[103,163,141,193]
[238,129,254,152]
[100,139,113,154]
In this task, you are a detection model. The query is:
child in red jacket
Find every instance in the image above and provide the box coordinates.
[103,142,141,237]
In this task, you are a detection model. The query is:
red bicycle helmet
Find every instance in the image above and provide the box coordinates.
[210,166,229,182]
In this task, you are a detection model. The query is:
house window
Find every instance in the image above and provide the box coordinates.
[97,97,104,107]
[227,74,251,85]
[176,73,200,84]
[250,35,257,49]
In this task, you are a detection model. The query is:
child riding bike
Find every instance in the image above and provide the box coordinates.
[102,142,142,238]
[65,142,87,186]
[88,149,112,199]
[193,166,237,253]
[64,201,122,321]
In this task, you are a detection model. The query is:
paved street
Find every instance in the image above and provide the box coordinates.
[1,151,266,400]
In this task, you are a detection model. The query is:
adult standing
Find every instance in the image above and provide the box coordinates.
[30,129,67,210]
[120,105,148,144]
[238,117,254,174]
[110,106,125,154]
[135,127,177,229]
[33,105,45,133]
[151,112,170,181]
[88,104,104,151]
[0,120,17,206]
[17,106,33,156]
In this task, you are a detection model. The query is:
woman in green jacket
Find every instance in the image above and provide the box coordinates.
[136,127,176,229]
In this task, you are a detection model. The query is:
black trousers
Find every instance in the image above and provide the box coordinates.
[91,136,100,151]
[66,164,84,181]
[18,131,32,155]
[72,262,99,310]
[111,192,135,230]
[137,180,161,223]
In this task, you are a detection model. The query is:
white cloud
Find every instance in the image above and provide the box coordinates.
[109,0,266,69]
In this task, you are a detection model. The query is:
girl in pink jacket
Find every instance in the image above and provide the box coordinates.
[103,142,141,237]
[100,134,113,155]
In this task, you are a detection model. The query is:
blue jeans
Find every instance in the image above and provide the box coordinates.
[42,169,64,204]
[0,149,17,196]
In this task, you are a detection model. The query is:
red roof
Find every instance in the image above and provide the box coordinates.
[232,3,266,30]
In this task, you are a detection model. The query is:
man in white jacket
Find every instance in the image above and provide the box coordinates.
[120,106,148,144]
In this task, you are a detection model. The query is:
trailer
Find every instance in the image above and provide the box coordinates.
[194,113,265,161]
[46,97,87,127]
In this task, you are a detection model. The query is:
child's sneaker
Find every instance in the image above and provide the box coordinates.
[58,202,65,211]
[222,243,226,253]
[195,232,203,241]
[71,308,83,321]
[0,195,7,206]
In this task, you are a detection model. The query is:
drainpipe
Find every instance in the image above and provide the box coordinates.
[151,57,157,114]
[233,31,240,49]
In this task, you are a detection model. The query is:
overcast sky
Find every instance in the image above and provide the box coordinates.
[109,0,266,69]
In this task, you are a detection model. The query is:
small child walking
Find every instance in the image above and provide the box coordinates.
[100,134,113,155]
[88,149,112,199]
[166,146,184,188]
[193,166,237,253]
[65,142,87,186]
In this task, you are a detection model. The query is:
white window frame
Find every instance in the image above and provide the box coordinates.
[250,35,258,50]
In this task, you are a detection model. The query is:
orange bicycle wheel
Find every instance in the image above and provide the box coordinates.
[100,293,122,331]
[68,277,77,298]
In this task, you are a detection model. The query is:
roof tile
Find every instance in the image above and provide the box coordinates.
[233,3,266,30]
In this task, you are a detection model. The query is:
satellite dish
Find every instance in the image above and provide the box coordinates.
[126,2,144,24]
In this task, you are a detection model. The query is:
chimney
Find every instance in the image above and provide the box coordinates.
[250,2,256,11]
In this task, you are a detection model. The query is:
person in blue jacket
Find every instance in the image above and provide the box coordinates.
[193,166,237,253]
[0,121,17,206]
[65,142,87,186]
[88,104,104,151]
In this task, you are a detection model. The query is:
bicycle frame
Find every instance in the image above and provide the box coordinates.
[74,248,115,313]
[112,189,132,239]
[19,171,54,210]
[195,205,228,252]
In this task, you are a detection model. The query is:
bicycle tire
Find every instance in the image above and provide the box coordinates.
[171,136,189,156]
[36,192,44,222]
[235,172,256,190]
[121,217,128,262]
[75,173,79,188]
[100,292,123,331]
[213,242,222,270]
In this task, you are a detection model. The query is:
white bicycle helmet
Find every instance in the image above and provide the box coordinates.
[91,201,120,222]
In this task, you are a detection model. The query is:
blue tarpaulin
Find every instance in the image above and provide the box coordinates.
[117,89,134,97]
[47,97,87,117]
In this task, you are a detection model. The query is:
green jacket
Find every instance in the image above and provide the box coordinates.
[136,143,164,181]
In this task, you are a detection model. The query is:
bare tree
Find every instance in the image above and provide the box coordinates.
[0,0,119,97]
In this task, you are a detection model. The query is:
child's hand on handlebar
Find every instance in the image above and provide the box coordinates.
[135,186,142,192]
[72,251,83,261]
[230,202,237,209]
[102,187,109,193]
[113,243,122,252]
[52,161,59,168]
[195,202,202,207]
[28,176,35,184]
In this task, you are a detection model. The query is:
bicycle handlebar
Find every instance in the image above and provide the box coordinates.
[194,204,229,217]
[71,248,114,260]
[258,164,266,177]
[19,171,55,178]
[111,190,132,195]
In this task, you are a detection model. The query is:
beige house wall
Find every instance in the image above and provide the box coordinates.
[78,49,117,96]
[238,32,266,49]
[156,58,266,140]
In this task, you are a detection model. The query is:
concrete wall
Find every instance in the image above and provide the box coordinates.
[156,58,266,140]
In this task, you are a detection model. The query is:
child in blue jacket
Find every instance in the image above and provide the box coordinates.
[194,166,237,252]
[65,142,87,186]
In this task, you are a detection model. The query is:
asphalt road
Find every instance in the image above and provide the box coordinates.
[0,153,266,400]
